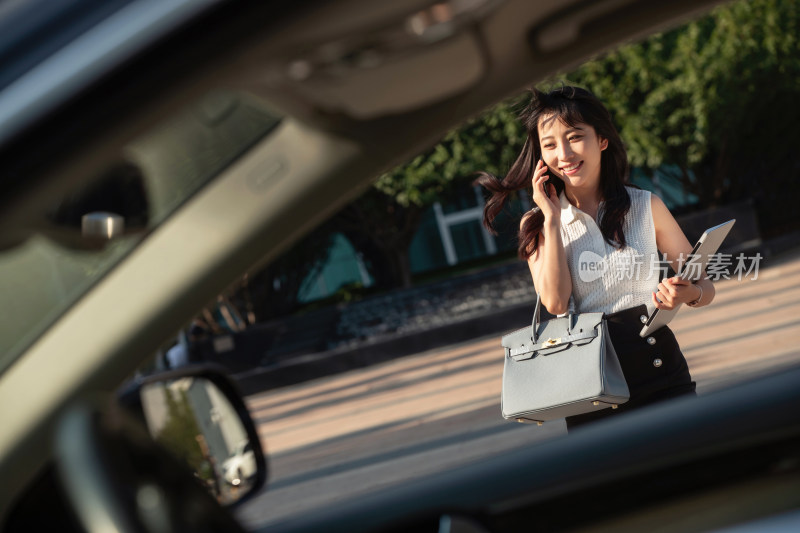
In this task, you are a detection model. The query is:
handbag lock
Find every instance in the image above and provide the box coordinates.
[592,400,619,409]
[516,418,544,426]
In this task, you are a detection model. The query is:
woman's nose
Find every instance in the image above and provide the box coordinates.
[557,142,573,161]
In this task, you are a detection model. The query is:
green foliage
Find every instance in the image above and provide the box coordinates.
[154,386,212,480]
[373,96,528,208]
[354,0,800,291]
[333,95,529,289]
[567,0,800,216]
[246,0,800,304]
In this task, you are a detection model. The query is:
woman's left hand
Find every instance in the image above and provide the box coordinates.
[652,277,701,310]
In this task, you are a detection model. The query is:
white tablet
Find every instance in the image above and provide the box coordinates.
[639,219,736,337]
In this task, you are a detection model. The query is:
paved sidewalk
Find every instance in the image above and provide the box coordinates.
[237,248,800,528]
[246,248,800,456]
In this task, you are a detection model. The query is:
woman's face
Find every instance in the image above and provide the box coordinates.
[537,113,608,192]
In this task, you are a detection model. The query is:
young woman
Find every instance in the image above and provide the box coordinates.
[477,86,714,430]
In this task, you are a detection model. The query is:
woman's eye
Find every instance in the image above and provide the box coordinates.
[569,135,582,142]
[542,143,555,149]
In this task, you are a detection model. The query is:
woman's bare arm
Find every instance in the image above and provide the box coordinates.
[524,213,572,315]
[525,158,572,314]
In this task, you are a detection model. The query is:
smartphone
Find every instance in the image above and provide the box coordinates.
[540,157,550,198]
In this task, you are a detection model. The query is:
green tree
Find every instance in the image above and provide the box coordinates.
[334,95,528,288]
[568,0,800,234]
[154,387,212,481]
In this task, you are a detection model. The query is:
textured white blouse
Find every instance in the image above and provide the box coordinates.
[558,186,662,315]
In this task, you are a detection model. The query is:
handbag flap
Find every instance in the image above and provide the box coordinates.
[502,312,604,361]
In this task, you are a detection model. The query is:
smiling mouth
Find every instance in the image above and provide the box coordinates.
[562,161,583,175]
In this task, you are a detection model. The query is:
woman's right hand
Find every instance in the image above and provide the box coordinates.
[531,158,560,224]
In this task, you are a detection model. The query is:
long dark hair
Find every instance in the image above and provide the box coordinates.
[475,86,631,259]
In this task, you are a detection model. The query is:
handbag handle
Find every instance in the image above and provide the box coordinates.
[531,292,575,342]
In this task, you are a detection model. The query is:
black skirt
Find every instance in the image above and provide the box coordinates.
[565,304,696,431]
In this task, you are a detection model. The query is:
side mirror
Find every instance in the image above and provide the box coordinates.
[118,364,267,506]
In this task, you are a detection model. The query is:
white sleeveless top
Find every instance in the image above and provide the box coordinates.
[559,186,661,314]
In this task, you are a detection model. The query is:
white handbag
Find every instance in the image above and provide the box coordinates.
[501,294,630,424]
